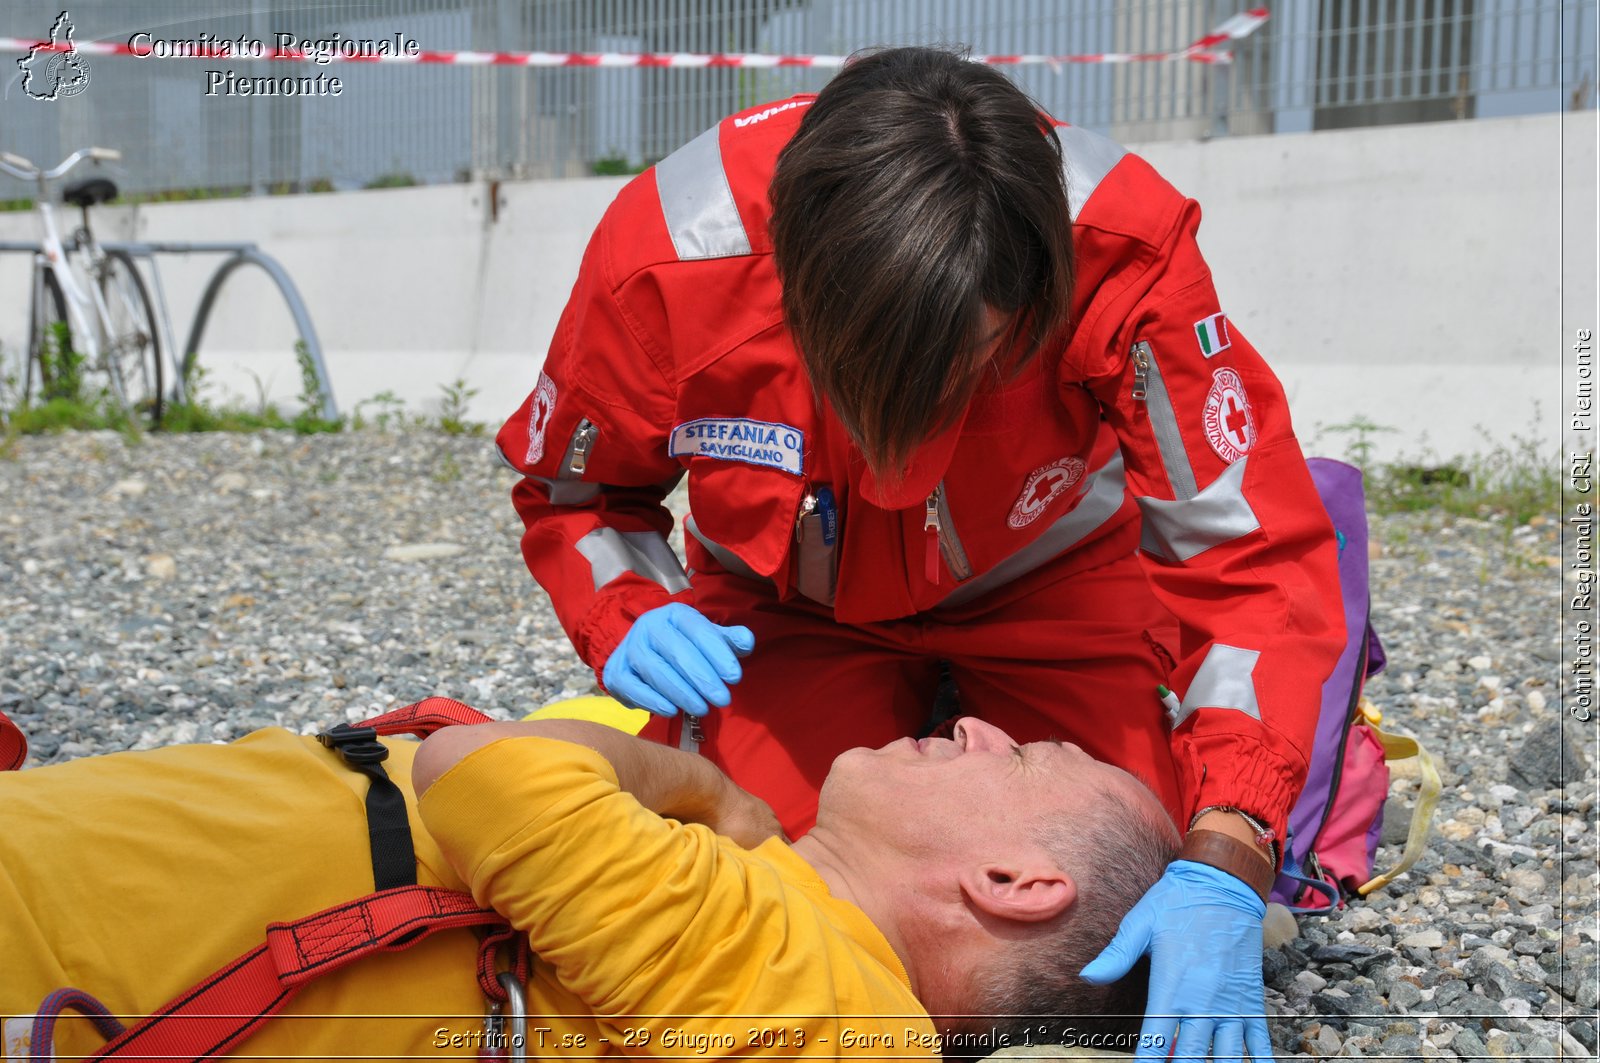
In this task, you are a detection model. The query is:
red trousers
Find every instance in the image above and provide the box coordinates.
[648,549,1184,838]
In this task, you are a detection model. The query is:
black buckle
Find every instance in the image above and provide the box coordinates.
[318,723,390,766]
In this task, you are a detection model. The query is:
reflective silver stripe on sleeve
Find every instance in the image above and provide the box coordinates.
[1137,341,1199,501]
[494,444,601,509]
[1137,457,1259,563]
[575,528,691,593]
[1058,124,1128,219]
[1173,644,1262,729]
[937,453,1128,610]
[525,475,602,506]
[684,516,763,582]
[654,123,752,261]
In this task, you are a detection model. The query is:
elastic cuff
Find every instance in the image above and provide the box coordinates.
[1174,732,1303,871]
[578,584,695,690]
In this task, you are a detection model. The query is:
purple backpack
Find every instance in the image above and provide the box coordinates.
[1272,458,1436,912]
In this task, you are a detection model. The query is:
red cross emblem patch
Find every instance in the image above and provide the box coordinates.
[1202,367,1256,462]
[525,372,558,465]
[1007,456,1087,529]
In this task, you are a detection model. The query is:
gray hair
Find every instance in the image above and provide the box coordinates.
[950,785,1179,1056]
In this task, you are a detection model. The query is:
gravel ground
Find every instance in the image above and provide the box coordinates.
[1,430,1596,1060]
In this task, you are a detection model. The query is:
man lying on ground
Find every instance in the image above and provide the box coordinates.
[1,701,1178,1061]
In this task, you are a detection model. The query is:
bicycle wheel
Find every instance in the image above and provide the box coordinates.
[24,268,76,405]
[98,250,164,428]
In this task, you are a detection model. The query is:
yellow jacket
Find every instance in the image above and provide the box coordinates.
[1,729,936,1061]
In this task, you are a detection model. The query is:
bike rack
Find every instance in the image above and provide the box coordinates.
[0,239,337,420]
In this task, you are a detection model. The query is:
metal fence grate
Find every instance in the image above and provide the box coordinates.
[0,0,1592,198]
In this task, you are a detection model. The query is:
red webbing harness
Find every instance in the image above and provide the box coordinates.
[0,705,26,771]
[7,696,532,1061]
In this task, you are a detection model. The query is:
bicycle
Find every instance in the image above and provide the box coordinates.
[0,148,164,428]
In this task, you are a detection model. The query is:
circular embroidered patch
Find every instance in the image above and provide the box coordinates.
[1202,367,1256,462]
[525,372,558,465]
[1008,456,1087,529]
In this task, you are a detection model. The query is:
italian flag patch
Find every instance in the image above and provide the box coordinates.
[1194,312,1232,358]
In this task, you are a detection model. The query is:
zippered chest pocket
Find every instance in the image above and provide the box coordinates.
[794,486,840,606]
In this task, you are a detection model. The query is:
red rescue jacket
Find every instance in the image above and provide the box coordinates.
[494,95,1346,842]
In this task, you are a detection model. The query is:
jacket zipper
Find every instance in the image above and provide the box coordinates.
[1129,339,1200,500]
[1131,341,1151,401]
[563,418,598,476]
[923,482,972,586]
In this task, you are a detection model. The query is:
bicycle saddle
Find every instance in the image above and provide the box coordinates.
[62,176,118,207]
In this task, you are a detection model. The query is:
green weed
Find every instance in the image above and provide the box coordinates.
[291,340,345,435]
[1321,415,1399,475]
[437,378,482,437]
[1352,410,1564,532]
[351,390,412,432]
[1313,410,1563,533]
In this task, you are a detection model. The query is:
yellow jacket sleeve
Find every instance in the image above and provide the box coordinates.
[418,737,938,1058]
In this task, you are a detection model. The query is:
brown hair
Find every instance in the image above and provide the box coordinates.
[769,46,1075,480]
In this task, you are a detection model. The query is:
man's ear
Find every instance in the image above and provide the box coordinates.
[959,862,1077,923]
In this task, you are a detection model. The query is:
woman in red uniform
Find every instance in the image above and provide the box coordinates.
[497,47,1342,1061]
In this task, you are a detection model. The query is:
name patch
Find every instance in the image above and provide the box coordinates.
[669,417,804,476]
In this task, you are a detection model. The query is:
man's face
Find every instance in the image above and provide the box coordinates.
[816,717,1151,853]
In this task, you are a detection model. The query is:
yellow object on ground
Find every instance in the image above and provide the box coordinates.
[522,693,652,734]
[1358,711,1442,896]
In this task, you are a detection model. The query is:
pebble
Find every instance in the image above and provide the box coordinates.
[1508,719,1594,789]
[1262,902,1299,950]
[1346,908,1385,934]
[1296,969,1329,993]
[1386,980,1424,1009]
[0,434,1592,1060]
[1400,930,1446,949]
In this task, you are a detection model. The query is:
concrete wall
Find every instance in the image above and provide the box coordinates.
[0,111,1591,464]
[1136,110,1594,464]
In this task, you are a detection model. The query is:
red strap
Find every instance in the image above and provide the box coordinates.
[266,886,497,984]
[1,696,488,776]
[85,886,506,1061]
[0,706,26,771]
[41,696,508,1060]
[360,696,495,738]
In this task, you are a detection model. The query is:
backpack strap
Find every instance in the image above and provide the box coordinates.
[1,706,27,770]
[1356,719,1441,896]
[74,886,504,1061]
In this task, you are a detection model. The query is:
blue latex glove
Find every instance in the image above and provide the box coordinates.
[1080,860,1274,1062]
[601,603,755,717]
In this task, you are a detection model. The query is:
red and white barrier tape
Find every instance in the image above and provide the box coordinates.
[0,9,1267,70]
